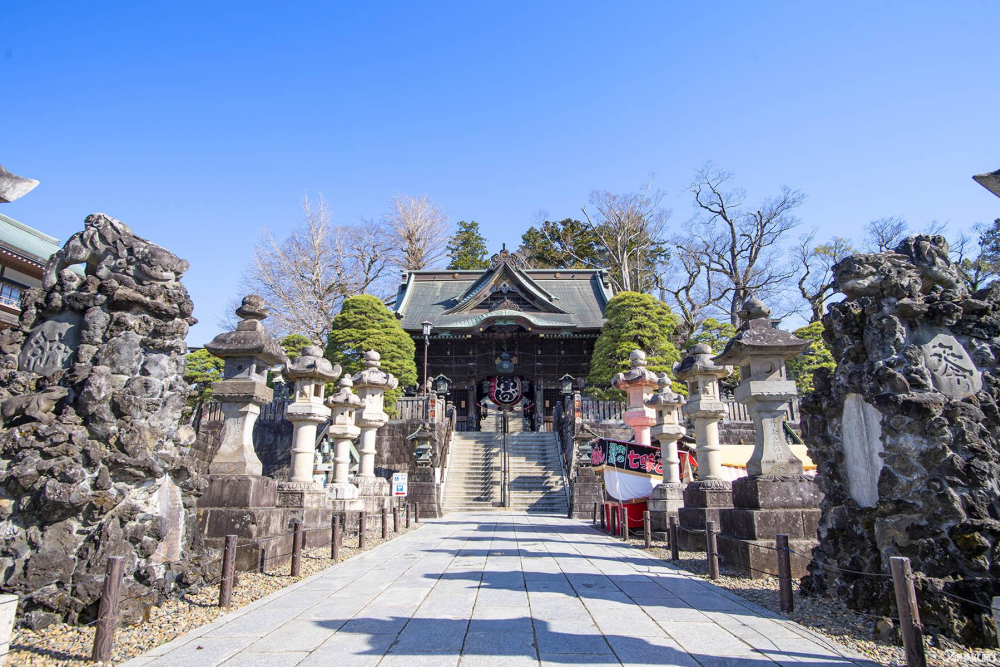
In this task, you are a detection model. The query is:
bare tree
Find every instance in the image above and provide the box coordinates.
[658,235,728,340]
[863,216,909,252]
[241,194,395,343]
[795,230,854,322]
[579,180,671,292]
[688,164,804,325]
[952,219,1000,291]
[385,194,450,270]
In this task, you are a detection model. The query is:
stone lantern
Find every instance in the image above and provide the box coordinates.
[407,422,436,467]
[611,350,660,445]
[352,350,398,513]
[645,372,686,533]
[712,296,819,578]
[204,295,287,475]
[674,342,732,550]
[279,345,341,506]
[325,374,363,499]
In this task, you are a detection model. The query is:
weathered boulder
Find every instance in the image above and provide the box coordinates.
[802,234,1000,647]
[0,213,205,627]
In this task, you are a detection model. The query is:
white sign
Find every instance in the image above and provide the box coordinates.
[392,472,408,497]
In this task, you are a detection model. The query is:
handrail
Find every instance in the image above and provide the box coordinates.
[437,406,457,509]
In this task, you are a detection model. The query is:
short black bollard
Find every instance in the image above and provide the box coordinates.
[382,506,389,539]
[890,556,927,667]
[619,506,627,540]
[593,502,598,526]
[414,502,420,523]
[776,534,794,612]
[393,506,400,533]
[600,503,606,531]
[332,515,340,560]
[609,505,617,535]
[669,516,679,561]
[359,511,367,549]
[219,534,237,609]
[643,511,651,549]
[405,502,411,528]
[91,556,125,662]
[290,521,303,577]
[706,521,719,580]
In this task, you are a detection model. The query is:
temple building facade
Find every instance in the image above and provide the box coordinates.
[0,213,64,328]
[392,248,613,431]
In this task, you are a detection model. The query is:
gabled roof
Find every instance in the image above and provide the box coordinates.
[392,249,615,334]
[0,212,62,266]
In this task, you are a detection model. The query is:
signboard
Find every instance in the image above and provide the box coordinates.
[590,438,662,502]
[488,375,524,406]
[392,472,408,497]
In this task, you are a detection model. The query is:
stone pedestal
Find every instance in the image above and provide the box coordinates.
[718,476,821,578]
[676,479,733,551]
[647,482,684,538]
[355,476,391,531]
[198,475,297,572]
[409,467,442,520]
[569,466,604,520]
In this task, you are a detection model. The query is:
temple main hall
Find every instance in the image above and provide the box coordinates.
[391,248,613,430]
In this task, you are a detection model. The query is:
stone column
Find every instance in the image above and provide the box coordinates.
[675,343,732,550]
[612,350,660,445]
[714,297,820,578]
[645,373,686,535]
[352,350,398,520]
[278,345,341,508]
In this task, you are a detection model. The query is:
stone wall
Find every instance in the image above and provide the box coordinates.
[0,214,203,629]
[801,234,1000,646]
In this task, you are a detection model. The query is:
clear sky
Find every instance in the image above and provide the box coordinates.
[3,2,998,344]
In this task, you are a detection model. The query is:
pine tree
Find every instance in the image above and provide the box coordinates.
[786,321,835,394]
[587,291,682,399]
[446,221,489,270]
[280,333,314,359]
[325,295,417,414]
[183,348,224,406]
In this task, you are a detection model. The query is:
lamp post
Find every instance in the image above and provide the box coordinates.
[559,374,575,396]
[421,321,432,397]
[433,374,451,399]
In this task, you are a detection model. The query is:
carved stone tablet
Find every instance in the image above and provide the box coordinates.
[18,312,82,376]
[920,333,982,399]
[841,393,883,508]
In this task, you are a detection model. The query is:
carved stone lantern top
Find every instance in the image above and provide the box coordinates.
[326,374,364,409]
[611,350,661,390]
[352,350,400,390]
[714,298,809,371]
[205,295,287,369]
[283,345,341,384]
[675,344,729,381]
[325,374,362,438]
[675,343,730,420]
[646,372,686,442]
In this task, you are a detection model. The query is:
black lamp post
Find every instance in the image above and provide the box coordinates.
[433,374,451,397]
[559,374,575,395]
[421,321,432,397]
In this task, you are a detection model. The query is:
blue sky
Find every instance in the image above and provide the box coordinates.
[3,2,998,343]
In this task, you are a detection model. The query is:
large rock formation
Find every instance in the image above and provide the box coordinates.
[0,214,202,629]
[801,234,1000,646]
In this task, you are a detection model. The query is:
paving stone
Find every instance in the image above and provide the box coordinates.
[246,619,336,652]
[219,652,310,667]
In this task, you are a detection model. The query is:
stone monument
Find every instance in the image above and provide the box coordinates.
[352,350,398,524]
[645,372,686,537]
[714,297,819,578]
[325,374,362,500]
[278,345,340,509]
[674,343,732,550]
[611,350,660,445]
[801,234,1000,646]
[0,213,199,627]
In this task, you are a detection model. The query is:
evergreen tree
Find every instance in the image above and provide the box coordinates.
[325,295,417,414]
[519,218,603,269]
[786,321,835,394]
[446,221,490,270]
[280,333,314,359]
[587,292,682,399]
[184,348,224,406]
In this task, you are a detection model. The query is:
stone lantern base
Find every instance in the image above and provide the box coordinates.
[717,475,821,579]
[355,476,392,532]
[676,480,733,551]
[569,467,604,520]
[408,467,442,520]
[647,482,684,538]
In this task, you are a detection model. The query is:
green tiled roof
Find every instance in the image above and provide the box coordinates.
[393,268,613,333]
[0,212,62,265]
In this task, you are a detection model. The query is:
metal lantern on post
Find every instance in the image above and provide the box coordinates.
[559,374,575,395]
[421,321,433,397]
[433,374,451,398]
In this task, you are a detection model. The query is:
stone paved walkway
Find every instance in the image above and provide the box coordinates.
[125,512,874,667]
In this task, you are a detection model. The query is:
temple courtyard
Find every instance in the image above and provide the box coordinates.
[123,512,872,667]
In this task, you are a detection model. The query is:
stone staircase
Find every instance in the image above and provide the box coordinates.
[442,429,568,515]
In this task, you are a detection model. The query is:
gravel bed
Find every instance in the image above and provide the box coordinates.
[622,535,1000,667]
[8,523,423,667]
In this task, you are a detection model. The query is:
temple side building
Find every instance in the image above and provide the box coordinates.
[391,247,613,430]
[0,213,64,328]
